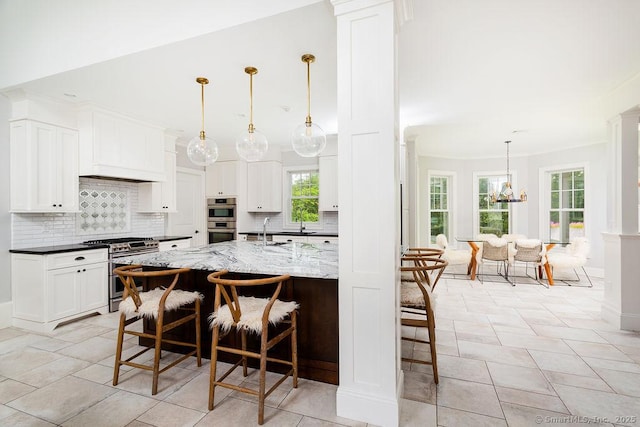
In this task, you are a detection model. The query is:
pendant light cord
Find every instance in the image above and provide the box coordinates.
[200,81,205,139]
[249,71,254,131]
[306,59,311,124]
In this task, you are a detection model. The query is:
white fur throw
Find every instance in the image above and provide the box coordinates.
[401,282,436,309]
[436,234,449,249]
[475,233,498,241]
[119,288,203,319]
[514,238,541,248]
[209,296,299,335]
[443,249,472,265]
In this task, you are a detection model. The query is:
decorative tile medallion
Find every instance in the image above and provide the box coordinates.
[77,188,130,234]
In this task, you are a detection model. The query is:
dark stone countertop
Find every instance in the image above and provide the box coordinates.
[153,236,193,242]
[9,243,109,255]
[239,231,339,237]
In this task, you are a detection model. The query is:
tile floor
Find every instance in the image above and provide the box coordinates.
[1,269,639,426]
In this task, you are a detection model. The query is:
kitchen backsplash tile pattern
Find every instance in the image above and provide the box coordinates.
[11,177,164,249]
[77,188,129,234]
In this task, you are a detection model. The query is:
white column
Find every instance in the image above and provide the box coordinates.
[332,0,400,426]
[602,108,640,331]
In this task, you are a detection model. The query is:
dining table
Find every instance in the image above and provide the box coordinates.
[455,237,564,285]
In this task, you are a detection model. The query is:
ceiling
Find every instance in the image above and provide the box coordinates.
[4,0,640,159]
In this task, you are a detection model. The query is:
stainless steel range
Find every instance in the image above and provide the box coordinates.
[83,237,159,312]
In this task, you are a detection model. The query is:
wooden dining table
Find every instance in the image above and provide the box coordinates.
[455,237,561,285]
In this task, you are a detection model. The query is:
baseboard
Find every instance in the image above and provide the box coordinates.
[620,312,640,332]
[0,301,12,328]
[336,386,399,427]
[600,301,640,332]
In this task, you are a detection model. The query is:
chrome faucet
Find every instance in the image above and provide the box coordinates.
[263,217,270,246]
[299,217,305,233]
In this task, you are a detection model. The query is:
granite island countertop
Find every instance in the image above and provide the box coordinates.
[114,240,338,280]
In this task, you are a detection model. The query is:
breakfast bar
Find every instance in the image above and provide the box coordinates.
[115,241,339,384]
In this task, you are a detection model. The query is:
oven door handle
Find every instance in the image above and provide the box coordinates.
[75,256,85,261]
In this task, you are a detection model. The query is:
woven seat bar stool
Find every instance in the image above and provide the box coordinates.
[400,256,448,383]
[207,270,298,425]
[401,248,444,285]
[112,265,202,395]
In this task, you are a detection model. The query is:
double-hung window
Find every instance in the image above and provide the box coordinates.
[428,175,450,244]
[476,174,510,236]
[548,168,584,242]
[285,168,321,229]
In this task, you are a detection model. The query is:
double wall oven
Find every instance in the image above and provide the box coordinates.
[207,197,237,243]
[83,237,159,312]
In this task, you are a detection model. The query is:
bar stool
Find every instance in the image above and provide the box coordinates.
[206,270,298,425]
[112,265,202,395]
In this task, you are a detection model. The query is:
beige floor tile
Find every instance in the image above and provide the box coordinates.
[455,332,501,345]
[0,378,36,404]
[528,350,598,377]
[543,370,614,392]
[564,340,634,362]
[437,354,492,384]
[0,409,57,426]
[62,390,158,427]
[486,313,532,329]
[29,336,76,352]
[137,401,205,427]
[596,330,640,348]
[491,325,537,336]
[0,346,63,378]
[278,379,366,426]
[529,324,608,343]
[7,376,117,424]
[73,363,116,384]
[402,370,437,404]
[553,384,640,426]
[591,367,640,397]
[399,398,436,427]
[496,332,575,354]
[54,325,114,343]
[58,336,125,363]
[165,372,230,412]
[486,362,555,395]
[0,328,27,342]
[582,356,640,374]
[436,376,503,418]
[196,397,303,426]
[437,405,506,426]
[228,371,295,408]
[14,355,92,388]
[495,386,568,413]
[0,333,49,355]
[458,340,537,368]
[500,402,575,426]
[298,416,356,426]
[114,364,199,400]
[454,320,497,337]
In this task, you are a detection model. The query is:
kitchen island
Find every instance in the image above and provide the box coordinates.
[115,241,339,384]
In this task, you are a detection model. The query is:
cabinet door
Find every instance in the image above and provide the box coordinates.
[80,262,108,311]
[272,235,306,243]
[161,151,177,211]
[57,127,80,212]
[206,161,238,197]
[158,239,191,251]
[138,151,176,212]
[47,267,81,321]
[31,122,59,211]
[247,162,282,212]
[319,156,338,211]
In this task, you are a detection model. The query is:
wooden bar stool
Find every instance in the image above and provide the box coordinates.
[207,270,298,425]
[112,265,202,395]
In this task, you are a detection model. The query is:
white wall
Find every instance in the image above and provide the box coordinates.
[0,94,11,303]
[418,142,607,268]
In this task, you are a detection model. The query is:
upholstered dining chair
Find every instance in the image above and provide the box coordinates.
[435,234,472,274]
[546,237,593,287]
[400,255,448,383]
[112,265,202,395]
[206,270,298,425]
[512,239,547,287]
[476,238,512,285]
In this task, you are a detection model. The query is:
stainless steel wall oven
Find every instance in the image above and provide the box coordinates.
[207,198,236,243]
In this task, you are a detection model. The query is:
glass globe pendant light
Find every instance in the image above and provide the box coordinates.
[291,54,326,157]
[187,77,219,166]
[236,67,268,162]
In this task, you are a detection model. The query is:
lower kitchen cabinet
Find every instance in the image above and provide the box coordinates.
[158,239,191,251]
[11,249,109,332]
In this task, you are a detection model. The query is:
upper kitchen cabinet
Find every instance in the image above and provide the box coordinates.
[10,119,79,212]
[77,109,164,181]
[319,155,338,211]
[137,150,177,212]
[205,160,246,198]
[247,161,282,212]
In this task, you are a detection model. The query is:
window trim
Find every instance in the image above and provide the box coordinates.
[472,170,519,236]
[282,165,323,231]
[426,170,457,245]
[539,162,589,243]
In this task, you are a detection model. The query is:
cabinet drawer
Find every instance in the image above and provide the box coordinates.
[159,239,191,251]
[46,249,108,270]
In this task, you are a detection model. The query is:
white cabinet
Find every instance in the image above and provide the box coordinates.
[138,151,177,212]
[206,160,246,197]
[11,249,109,332]
[319,155,338,211]
[272,235,307,243]
[78,109,164,181]
[271,235,338,244]
[307,236,339,245]
[10,120,79,212]
[247,161,282,212]
[158,238,191,251]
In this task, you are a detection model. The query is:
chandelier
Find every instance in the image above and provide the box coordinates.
[492,140,527,203]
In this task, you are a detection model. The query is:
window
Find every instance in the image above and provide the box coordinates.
[286,169,321,229]
[429,176,450,243]
[477,174,510,236]
[549,168,584,242]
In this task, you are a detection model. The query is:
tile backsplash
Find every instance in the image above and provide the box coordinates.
[11,177,165,249]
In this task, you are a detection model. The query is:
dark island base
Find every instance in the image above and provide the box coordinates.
[137,269,339,385]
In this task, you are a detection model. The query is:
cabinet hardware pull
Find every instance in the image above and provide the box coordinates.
[171,244,177,248]
[82,269,86,272]
[75,256,85,261]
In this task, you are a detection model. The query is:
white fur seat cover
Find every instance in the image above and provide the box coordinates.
[209,296,299,335]
[119,288,203,319]
[401,282,436,309]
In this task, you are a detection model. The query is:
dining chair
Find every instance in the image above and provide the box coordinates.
[476,238,512,285]
[206,270,298,425]
[512,239,548,287]
[400,255,448,383]
[435,234,473,274]
[112,265,202,395]
[546,237,593,287]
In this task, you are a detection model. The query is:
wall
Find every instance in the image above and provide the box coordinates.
[0,95,11,305]
[419,142,607,269]
[11,177,165,249]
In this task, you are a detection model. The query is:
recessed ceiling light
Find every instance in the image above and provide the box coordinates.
[63,93,77,98]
